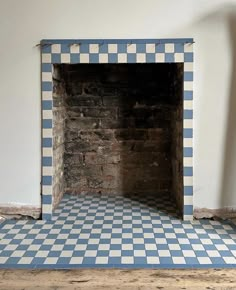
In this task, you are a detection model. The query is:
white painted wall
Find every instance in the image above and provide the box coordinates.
[0,0,236,209]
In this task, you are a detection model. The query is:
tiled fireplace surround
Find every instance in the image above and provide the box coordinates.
[41,39,193,221]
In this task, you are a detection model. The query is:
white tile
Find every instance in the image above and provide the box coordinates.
[98,244,110,251]
[223,239,235,245]
[70,44,80,54]
[146,44,155,53]
[42,166,53,175]
[168,244,181,251]
[201,239,213,245]
[109,250,121,257]
[174,53,184,62]
[134,250,146,257]
[223,257,236,264]
[80,53,89,63]
[75,244,87,251]
[155,53,165,62]
[42,91,52,101]
[111,238,122,244]
[70,257,83,264]
[36,251,49,257]
[182,250,196,257]
[184,119,193,128]
[51,245,64,251]
[42,72,52,82]
[42,53,51,63]
[165,43,174,53]
[61,53,70,63]
[184,176,193,186]
[88,239,100,245]
[127,44,136,53]
[184,138,193,147]
[206,250,221,257]
[184,43,193,53]
[96,257,109,264]
[18,257,34,264]
[197,257,212,264]
[184,195,193,205]
[184,81,193,91]
[51,44,61,53]
[184,100,193,110]
[147,256,160,264]
[99,53,108,63]
[136,53,146,63]
[172,257,186,264]
[42,127,53,138]
[108,44,117,53]
[158,250,171,257]
[178,238,190,245]
[184,62,194,72]
[42,204,52,214]
[11,251,25,257]
[42,185,52,195]
[121,256,134,264]
[122,244,133,250]
[89,44,99,53]
[85,250,97,257]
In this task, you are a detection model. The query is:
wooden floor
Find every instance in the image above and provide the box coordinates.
[1,269,236,289]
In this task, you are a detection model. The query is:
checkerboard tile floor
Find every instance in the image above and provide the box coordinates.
[0,193,236,269]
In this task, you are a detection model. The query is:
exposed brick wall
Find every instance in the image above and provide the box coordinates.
[52,63,182,197]
[52,67,66,209]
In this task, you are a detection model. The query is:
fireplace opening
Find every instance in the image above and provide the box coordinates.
[52,63,183,215]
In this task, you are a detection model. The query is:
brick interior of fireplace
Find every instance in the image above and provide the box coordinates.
[52,63,183,213]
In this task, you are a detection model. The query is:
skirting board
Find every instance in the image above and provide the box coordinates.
[194,207,236,220]
[0,204,41,219]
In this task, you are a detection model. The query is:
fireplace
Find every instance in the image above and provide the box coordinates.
[41,39,193,220]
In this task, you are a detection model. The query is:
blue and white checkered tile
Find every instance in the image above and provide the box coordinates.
[41,39,194,220]
[0,194,236,269]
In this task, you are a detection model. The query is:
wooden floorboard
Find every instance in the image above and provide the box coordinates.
[1,269,236,289]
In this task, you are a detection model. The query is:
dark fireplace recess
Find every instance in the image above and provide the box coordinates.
[52,63,183,213]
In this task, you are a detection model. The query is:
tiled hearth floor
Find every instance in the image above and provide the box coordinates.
[1,193,236,269]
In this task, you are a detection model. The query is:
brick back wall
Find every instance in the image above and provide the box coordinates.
[52,67,66,209]
[55,63,181,196]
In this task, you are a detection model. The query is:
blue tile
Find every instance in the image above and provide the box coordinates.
[42,82,52,91]
[184,205,193,215]
[184,147,193,157]
[61,44,70,53]
[184,167,193,177]
[184,72,193,81]
[184,128,193,138]
[165,53,174,62]
[155,44,165,53]
[42,138,52,148]
[89,54,99,63]
[99,43,108,53]
[184,52,194,62]
[70,54,80,64]
[184,90,193,100]
[51,53,61,63]
[42,100,52,110]
[42,176,52,186]
[184,109,193,119]
[174,43,184,53]
[42,157,52,166]
[42,195,52,204]
[184,186,193,196]
[80,44,89,53]
[108,53,118,63]
[136,44,146,53]
[42,63,52,72]
[127,53,136,63]
[146,53,155,63]
[117,44,126,53]
[42,119,52,129]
